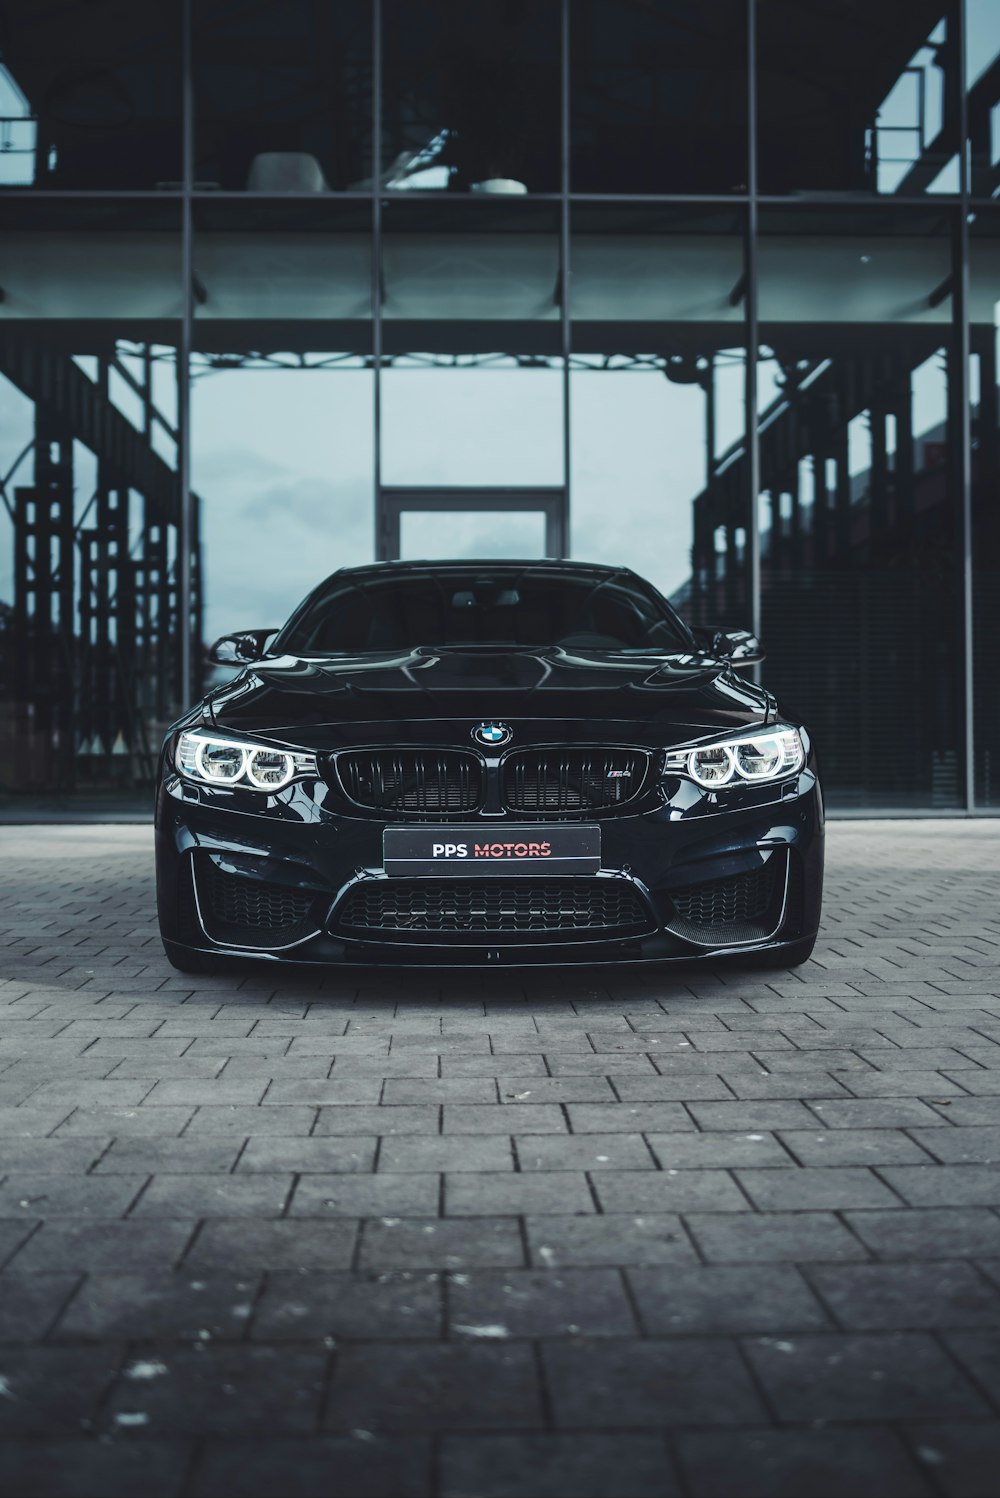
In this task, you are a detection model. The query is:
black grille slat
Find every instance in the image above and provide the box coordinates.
[502,748,647,814]
[337,750,483,814]
[334,878,652,940]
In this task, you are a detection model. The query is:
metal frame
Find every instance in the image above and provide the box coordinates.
[0,0,992,812]
[376,487,569,561]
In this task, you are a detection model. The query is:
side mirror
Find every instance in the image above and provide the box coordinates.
[693,626,765,668]
[206,629,277,666]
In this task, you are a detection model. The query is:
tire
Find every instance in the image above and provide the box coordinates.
[161,939,236,975]
[741,935,817,970]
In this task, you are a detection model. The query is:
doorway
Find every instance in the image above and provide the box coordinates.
[376,486,568,561]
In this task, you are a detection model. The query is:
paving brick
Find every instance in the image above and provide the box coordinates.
[744,1332,990,1421]
[876,1165,1000,1207]
[777,1129,934,1166]
[103,1345,328,1433]
[443,1104,566,1134]
[514,1133,655,1171]
[0,1273,80,1342]
[445,1171,594,1217]
[594,1169,749,1213]
[940,1330,1000,1410]
[325,1343,544,1430]
[685,1211,870,1263]
[189,1436,432,1498]
[440,1434,678,1498]
[382,1078,498,1105]
[184,1219,358,1272]
[54,1272,261,1341]
[566,1102,695,1133]
[675,1427,932,1498]
[0,1106,74,1138]
[94,1138,242,1174]
[183,1106,317,1136]
[0,1347,122,1433]
[0,1138,111,1174]
[0,1439,193,1498]
[290,1172,440,1218]
[898,1422,1000,1498]
[687,1100,822,1131]
[806,1098,953,1128]
[3,1218,196,1272]
[808,1262,1000,1330]
[378,1135,513,1173]
[236,1137,377,1173]
[734,1165,902,1210]
[131,1174,294,1219]
[645,1131,794,1169]
[627,1263,829,1335]
[544,1051,656,1075]
[543,1338,765,1427]
[845,1208,1000,1259]
[0,1174,144,1219]
[360,1217,525,1271]
[448,1268,637,1338]
[54,1105,195,1136]
[314,1104,441,1136]
[251,1271,442,1341]
[525,1214,698,1268]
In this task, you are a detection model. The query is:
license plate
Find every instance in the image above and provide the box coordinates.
[383,824,601,877]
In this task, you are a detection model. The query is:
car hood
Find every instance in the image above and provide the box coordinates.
[202,646,774,748]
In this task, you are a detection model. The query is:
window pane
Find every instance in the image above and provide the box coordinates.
[967,0,1000,196]
[571,0,747,193]
[381,357,564,488]
[0,200,182,802]
[192,355,374,647]
[382,198,559,350]
[0,1,180,190]
[570,204,748,627]
[757,0,960,197]
[756,206,962,810]
[193,199,372,335]
[382,0,559,193]
[194,0,372,192]
[400,510,547,560]
[971,210,1000,806]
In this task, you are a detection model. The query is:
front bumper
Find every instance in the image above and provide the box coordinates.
[155,767,824,967]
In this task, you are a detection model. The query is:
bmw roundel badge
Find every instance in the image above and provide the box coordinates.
[472,721,513,748]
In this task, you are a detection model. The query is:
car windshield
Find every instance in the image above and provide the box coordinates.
[275,568,692,654]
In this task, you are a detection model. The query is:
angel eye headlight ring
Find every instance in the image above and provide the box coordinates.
[177,731,316,792]
[665,727,804,790]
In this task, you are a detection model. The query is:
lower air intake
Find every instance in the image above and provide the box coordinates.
[666,855,786,945]
[198,861,320,948]
[333,877,653,943]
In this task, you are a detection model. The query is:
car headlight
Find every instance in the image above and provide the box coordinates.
[176,731,317,792]
[663,727,805,789]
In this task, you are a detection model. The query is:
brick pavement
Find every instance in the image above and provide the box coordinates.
[0,821,999,1496]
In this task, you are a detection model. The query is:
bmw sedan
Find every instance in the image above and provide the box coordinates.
[155,560,823,971]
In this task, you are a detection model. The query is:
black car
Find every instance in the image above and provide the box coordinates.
[155,559,823,971]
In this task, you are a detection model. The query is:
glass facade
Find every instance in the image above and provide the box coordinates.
[0,0,996,812]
